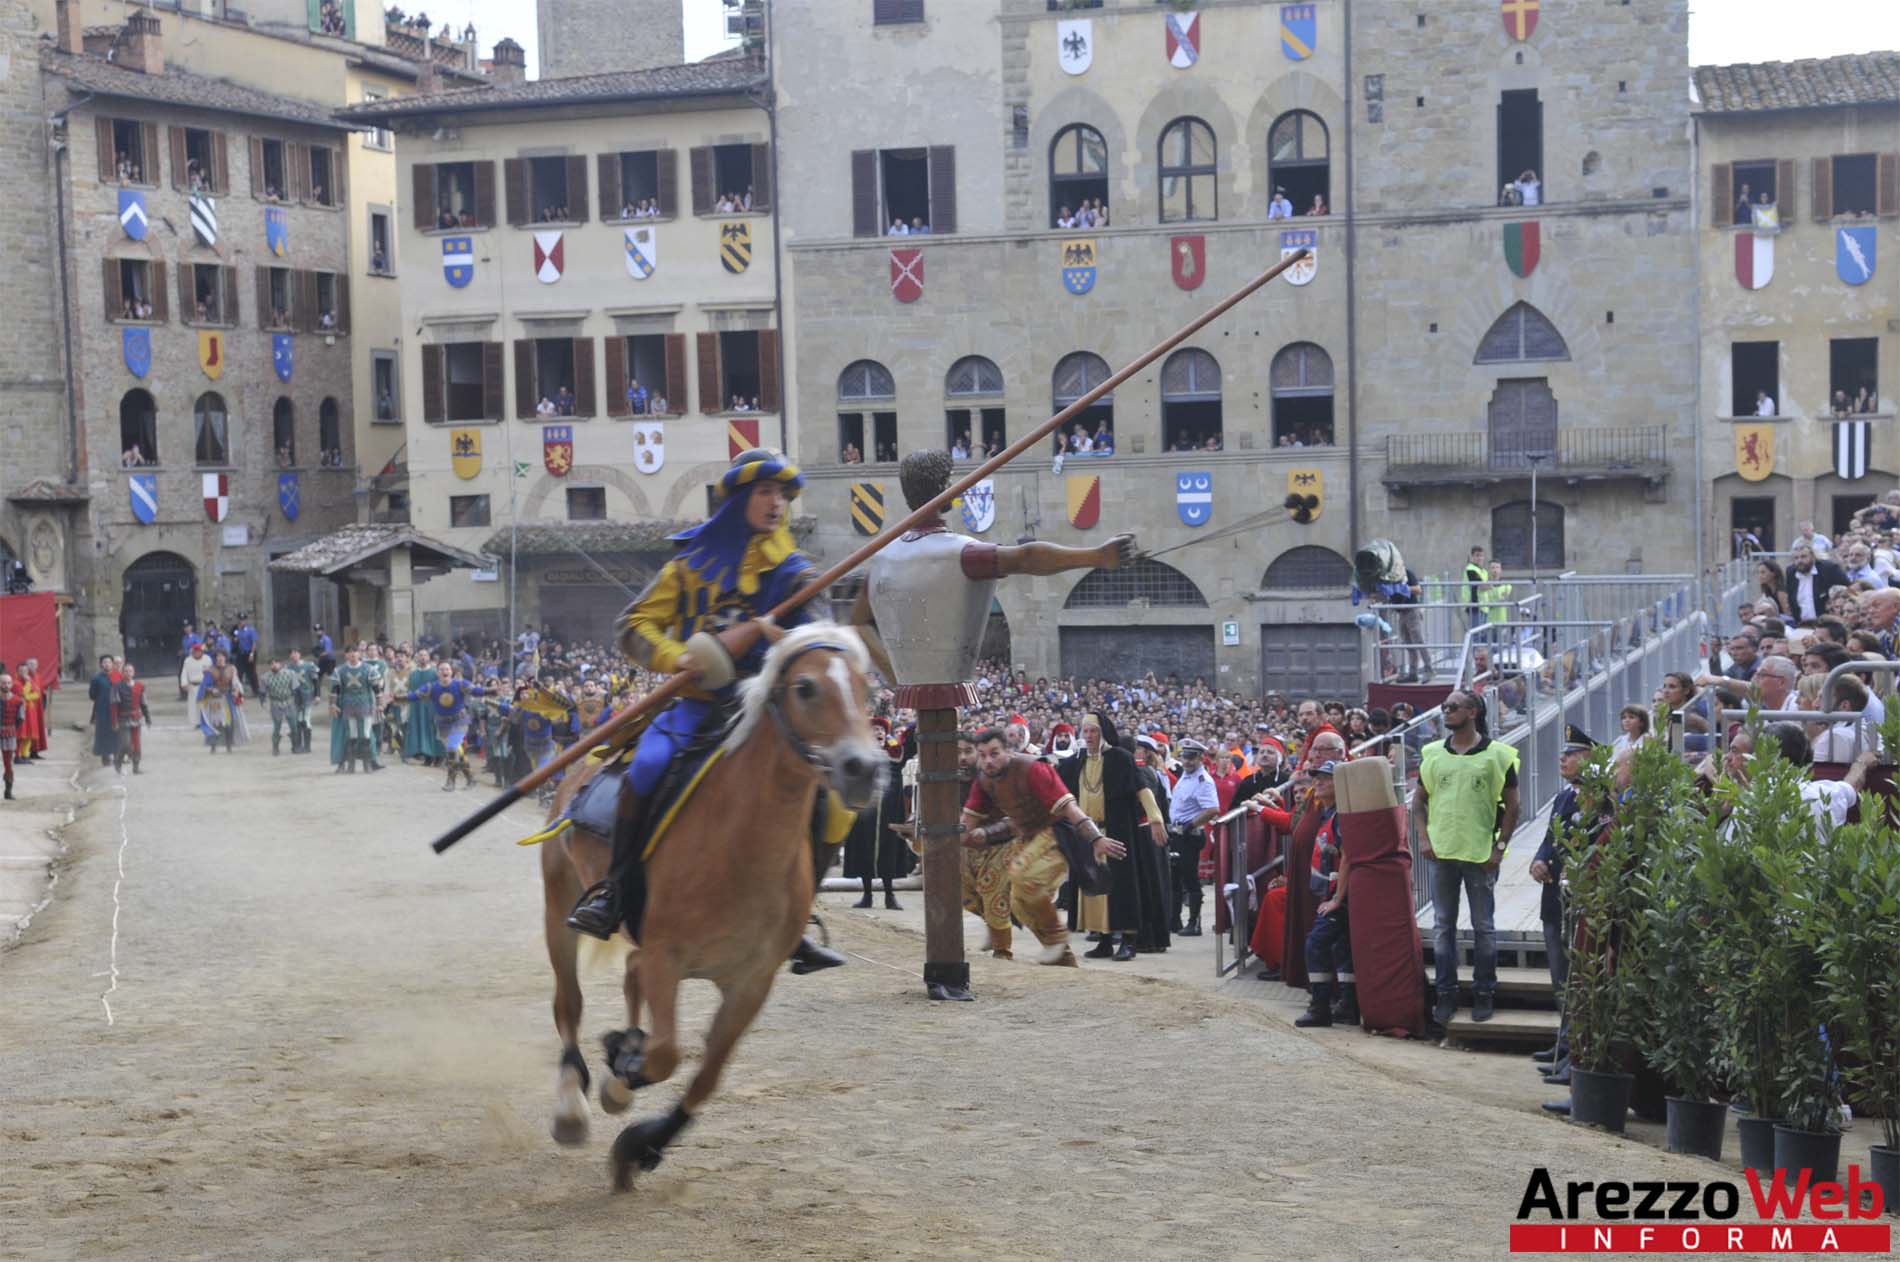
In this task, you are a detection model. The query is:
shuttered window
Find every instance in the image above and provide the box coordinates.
[1475,302,1569,364]
[417,161,495,230]
[873,0,924,23]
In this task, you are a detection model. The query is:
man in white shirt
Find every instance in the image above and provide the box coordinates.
[1516,170,1541,206]
[1754,389,1777,417]
[1267,188,1293,220]
[1165,739,1221,936]
[1795,521,1832,557]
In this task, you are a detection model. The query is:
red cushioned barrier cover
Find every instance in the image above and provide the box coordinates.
[1338,804,1425,1037]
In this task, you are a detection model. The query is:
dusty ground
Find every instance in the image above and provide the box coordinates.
[0,709,1793,1261]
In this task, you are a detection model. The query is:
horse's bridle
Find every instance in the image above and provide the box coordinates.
[764,641,858,774]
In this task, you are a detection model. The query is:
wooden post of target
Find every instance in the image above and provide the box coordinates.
[916,707,972,1001]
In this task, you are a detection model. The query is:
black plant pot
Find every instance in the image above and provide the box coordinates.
[1664,1097,1728,1160]
[1773,1124,1842,1186]
[1570,1067,1634,1133]
[1737,1116,1777,1177]
[1868,1145,1897,1217]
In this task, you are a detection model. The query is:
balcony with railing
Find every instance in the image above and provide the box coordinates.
[1381,426,1671,488]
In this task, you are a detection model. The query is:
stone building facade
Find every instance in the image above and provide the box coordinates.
[772,0,1697,695]
[1690,54,1899,555]
[340,58,778,645]
[536,0,683,83]
[44,19,358,675]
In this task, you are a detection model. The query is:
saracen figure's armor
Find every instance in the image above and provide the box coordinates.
[865,526,1000,688]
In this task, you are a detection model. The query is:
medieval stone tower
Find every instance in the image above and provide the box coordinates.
[537,0,684,80]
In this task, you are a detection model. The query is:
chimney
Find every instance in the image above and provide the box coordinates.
[415,56,437,95]
[54,0,82,55]
[489,38,525,85]
[120,13,164,76]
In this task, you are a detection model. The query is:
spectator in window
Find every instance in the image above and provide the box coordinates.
[1753,388,1776,417]
[877,443,896,462]
[1095,198,1109,227]
[377,390,393,419]
[535,395,556,418]
[1203,434,1222,451]
[1515,169,1541,206]
[887,217,909,236]
[1752,189,1778,232]
[122,444,145,468]
[1076,202,1095,228]
[1092,421,1113,453]
[318,309,337,331]
[555,386,575,417]
[840,442,862,464]
[186,159,205,192]
[1068,424,1092,454]
[1856,386,1877,414]
[1734,182,1753,226]
[650,392,669,414]
[372,242,388,273]
[1308,193,1329,216]
[627,377,648,415]
[1498,182,1521,207]
[117,151,133,182]
[910,216,930,235]
[1055,204,1075,229]
[1267,187,1293,220]
[1832,389,1852,417]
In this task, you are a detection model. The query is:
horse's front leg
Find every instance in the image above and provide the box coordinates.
[599,939,644,1115]
[611,968,775,1191]
[542,871,589,1146]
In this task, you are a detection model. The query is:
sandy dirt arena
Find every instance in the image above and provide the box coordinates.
[3,715,1736,1261]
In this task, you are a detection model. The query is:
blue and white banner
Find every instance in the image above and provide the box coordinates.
[442,235,474,288]
[122,326,151,378]
[1837,226,1876,287]
[1176,471,1212,526]
[118,189,148,240]
[272,333,294,382]
[129,473,157,524]
[190,193,218,247]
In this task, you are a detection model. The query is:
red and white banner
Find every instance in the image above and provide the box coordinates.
[1735,232,1773,290]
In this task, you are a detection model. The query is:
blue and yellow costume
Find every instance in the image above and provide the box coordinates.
[411,675,487,789]
[615,450,815,799]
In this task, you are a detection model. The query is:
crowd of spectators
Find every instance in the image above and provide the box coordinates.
[1053,199,1110,230]
[1498,169,1541,207]
[715,189,756,214]
[1830,387,1880,416]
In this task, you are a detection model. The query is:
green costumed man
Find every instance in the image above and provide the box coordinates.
[329,647,385,773]
[404,649,446,766]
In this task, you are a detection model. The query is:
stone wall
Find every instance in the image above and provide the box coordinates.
[536,0,681,81]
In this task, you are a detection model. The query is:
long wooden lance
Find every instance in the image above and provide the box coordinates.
[430,248,1310,854]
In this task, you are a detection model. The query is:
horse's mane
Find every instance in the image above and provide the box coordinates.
[724,621,871,752]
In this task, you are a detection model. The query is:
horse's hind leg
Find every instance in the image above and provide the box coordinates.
[610,969,774,1192]
[599,937,643,1116]
[543,869,590,1146]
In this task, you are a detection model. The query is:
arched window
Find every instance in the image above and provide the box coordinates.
[273,397,296,467]
[319,397,341,465]
[1492,500,1565,570]
[1267,110,1329,216]
[119,388,157,466]
[1064,557,1209,609]
[836,359,896,465]
[1269,342,1334,447]
[944,356,1004,458]
[1053,351,1115,454]
[194,392,229,466]
[1487,377,1558,469]
[1262,546,1352,591]
[1049,123,1108,228]
[1160,346,1221,451]
[1475,301,1569,364]
[1158,116,1215,224]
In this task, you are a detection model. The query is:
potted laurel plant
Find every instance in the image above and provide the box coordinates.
[1637,795,1729,1159]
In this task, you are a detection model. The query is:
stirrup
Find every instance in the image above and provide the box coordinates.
[566,879,620,940]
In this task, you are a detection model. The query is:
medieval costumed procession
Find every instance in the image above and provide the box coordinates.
[8,7,1900,1244]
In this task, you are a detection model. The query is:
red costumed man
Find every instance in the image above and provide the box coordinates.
[115,663,153,774]
[18,658,49,760]
[1,671,22,799]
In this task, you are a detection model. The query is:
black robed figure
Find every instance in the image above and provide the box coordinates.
[1058,712,1166,961]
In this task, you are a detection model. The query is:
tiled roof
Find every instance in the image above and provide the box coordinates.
[335,55,764,122]
[41,48,351,131]
[269,524,491,576]
[1693,52,1900,114]
[483,516,813,557]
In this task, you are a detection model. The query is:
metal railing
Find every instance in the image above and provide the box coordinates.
[1383,426,1670,479]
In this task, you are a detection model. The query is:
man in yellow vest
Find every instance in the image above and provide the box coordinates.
[1417,690,1520,1026]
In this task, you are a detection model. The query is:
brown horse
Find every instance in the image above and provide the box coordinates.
[535,622,884,1186]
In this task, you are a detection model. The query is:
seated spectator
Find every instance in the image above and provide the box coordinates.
[1309,193,1329,216]
[1659,671,1711,753]
[1610,703,1649,758]
[371,242,388,273]
[1842,542,1890,589]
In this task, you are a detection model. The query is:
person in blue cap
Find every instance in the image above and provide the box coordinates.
[565,448,843,974]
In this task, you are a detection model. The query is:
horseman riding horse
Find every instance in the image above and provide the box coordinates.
[531,449,886,1185]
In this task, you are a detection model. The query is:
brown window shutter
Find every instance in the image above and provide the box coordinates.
[329,146,346,208]
[750,143,772,211]
[664,333,686,413]
[214,133,230,194]
[335,274,350,335]
[573,337,596,416]
[689,146,712,215]
[96,117,115,182]
[177,263,192,324]
[928,145,957,234]
[421,344,444,423]
[565,156,588,222]
[169,127,187,190]
[482,341,505,421]
[141,123,159,182]
[103,257,121,320]
[696,332,720,414]
[254,265,270,328]
[1776,158,1795,223]
[222,265,239,327]
[474,160,497,227]
[604,335,628,416]
[597,153,621,219]
[657,149,678,217]
[250,136,265,198]
[1878,153,1899,217]
[851,149,878,237]
[412,162,437,229]
[150,261,168,322]
[514,339,535,418]
[1710,162,1730,224]
[1811,157,1832,221]
[504,157,528,226]
[758,328,779,413]
[287,142,307,202]
[291,269,311,331]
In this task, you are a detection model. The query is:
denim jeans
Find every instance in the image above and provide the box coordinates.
[1432,858,1497,995]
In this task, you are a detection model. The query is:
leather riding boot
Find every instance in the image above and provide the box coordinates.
[789,936,846,974]
[567,789,642,940]
[3,775,12,800]
[1181,910,1203,937]
[442,763,457,792]
[1331,982,1360,1026]
[1295,983,1334,1028]
[363,741,385,772]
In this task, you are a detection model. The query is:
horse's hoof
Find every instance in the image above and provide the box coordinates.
[609,1125,665,1190]
[551,1112,589,1147]
[600,1073,634,1115]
